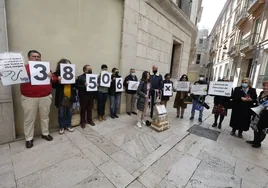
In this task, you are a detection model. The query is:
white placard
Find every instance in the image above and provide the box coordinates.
[86,74,98,91]
[163,83,173,96]
[60,64,75,84]
[0,53,29,86]
[155,105,167,115]
[176,81,190,91]
[100,71,112,87]
[208,81,233,97]
[191,84,208,95]
[29,61,50,85]
[128,81,139,91]
[116,78,124,92]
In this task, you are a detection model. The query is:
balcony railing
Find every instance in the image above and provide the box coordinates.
[235,7,248,26]
[228,45,239,56]
[240,33,259,50]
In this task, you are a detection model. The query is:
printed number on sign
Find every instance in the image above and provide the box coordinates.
[86,74,98,91]
[62,66,74,80]
[33,64,47,81]
[100,71,112,87]
[116,78,124,92]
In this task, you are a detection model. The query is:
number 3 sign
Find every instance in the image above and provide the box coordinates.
[86,74,98,91]
[116,78,124,92]
[60,64,75,84]
[29,61,50,85]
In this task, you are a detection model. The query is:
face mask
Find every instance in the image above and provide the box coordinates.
[115,72,119,76]
[153,70,157,74]
[242,83,248,88]
[131,73,135,76]
[87,70,92,74]
[199,77,204,81]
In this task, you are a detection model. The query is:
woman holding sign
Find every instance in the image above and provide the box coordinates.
[173,74,189,119]
[53,59,76,134]
[109,68,122,119]
[161,73,174,107]
[229,78,257,138]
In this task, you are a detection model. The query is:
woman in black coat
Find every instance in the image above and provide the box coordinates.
[53,59,76,134]
[229,78,257,138]
[161,73,174,107]
[136,71,150,128]
[246,80,268,148]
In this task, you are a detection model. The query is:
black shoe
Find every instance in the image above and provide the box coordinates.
[230,131,235,136]
[252,144,261,148]
[81,123,86,129]
[190,117,194,120]
[127,112,131,116]
[26,140,33,149]
[41,134,53,141]
[180,116,183,119]
[114,114,119,118]
[238,133,243,138]
[198,118,202,123]
[88,121,95,126]
[131,112,137,115]
[218,124,222,129]
[212,123,217,127]
[246,141,255,144]
[111,116,115,119]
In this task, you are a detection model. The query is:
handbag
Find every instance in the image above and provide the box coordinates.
[61,96,72,108]
[184,96,193,104]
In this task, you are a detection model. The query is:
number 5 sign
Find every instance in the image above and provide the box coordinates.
[60,64,75,84]
[116,78,124,92]
[100,71,112,87]
[29,61,50,85]
[86,74,98,91]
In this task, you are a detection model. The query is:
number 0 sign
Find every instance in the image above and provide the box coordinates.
[29,61,50,85]
[60,64,75,84]
[100,71,112,87]
[86,74,98,91]
[116,78,124,92]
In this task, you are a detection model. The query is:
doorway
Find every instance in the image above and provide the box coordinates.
[170,42,182,79]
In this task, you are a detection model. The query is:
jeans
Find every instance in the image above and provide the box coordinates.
[191,105,203,119]
[98,92,108,116]
[58,106,72,129]
[110,94,121,116]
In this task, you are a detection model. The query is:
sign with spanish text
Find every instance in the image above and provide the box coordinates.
[29,61,50,85]
[175,81,190,92]
[208,81,233,97]
[0,53,29,86]
[191,84,208,95]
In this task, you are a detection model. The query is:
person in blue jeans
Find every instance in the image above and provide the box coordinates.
[190,74,208,123]
[98,64,109,121]
[53,59,76,134]
[109,67,122,118]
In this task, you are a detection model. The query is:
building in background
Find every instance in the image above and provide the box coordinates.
[0,0,202,142]
[188,29,211,81]
[210,0,268,90]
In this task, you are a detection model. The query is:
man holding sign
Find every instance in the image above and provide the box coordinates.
[109,67,122,119]
[20,50,57,148]
[123,68,138,116]
[76,65,97,128]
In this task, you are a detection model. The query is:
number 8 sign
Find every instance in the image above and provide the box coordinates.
[60,64,75,84]
[116,78,124,92]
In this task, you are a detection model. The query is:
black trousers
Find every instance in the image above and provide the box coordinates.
[253,129,266,145]
[79,93,94,123]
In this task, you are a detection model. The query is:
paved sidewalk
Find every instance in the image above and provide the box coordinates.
[1,97,268,188]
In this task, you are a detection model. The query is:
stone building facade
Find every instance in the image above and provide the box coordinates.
[0,0,202,142]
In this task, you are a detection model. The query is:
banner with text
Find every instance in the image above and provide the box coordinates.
[191,84,208,95]
[0,53,29,86]
[208,81,233,97]
[175,81,190,92]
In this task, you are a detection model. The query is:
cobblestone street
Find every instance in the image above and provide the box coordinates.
[1,97,268,188]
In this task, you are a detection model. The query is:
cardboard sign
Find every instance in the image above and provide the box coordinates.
[208,81,233,97]
[60,64,75,84]
[163,83,173,96]
[116,78,124,92]
[100,71,112,87]
[0,53,29,86]
[29,61,50,85]
[128,81,139,91]
[191,84,208,95]
[176,81,190,92]
[86,74,98,91]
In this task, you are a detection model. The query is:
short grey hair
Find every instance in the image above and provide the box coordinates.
[130,68,135,72]
[242,78,252,86]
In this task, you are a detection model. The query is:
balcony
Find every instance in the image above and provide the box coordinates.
[248,0,265,14]
[235,7,248,27]
[228,45,239,57]
[239,33,259,51]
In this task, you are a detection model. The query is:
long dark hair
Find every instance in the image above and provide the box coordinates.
[141,71,149,82]
[179,74,188,81]
[55,58,71,73]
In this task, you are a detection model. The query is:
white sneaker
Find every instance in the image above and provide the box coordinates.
[66,127,74,132]
[136,122,142,128]
[59,128,64,135]
[141,120,146,125]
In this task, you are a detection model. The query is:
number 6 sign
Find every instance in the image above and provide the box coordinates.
[116,78,124,92]
[29,61,50,85]
[60,64,75,84]
[86,74,98,91]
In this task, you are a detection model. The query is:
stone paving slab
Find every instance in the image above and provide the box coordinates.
[2,97,268,187]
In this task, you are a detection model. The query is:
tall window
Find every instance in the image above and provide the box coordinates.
[196,54,201,64]
[177,0,192,18]
[199,38,203,44]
